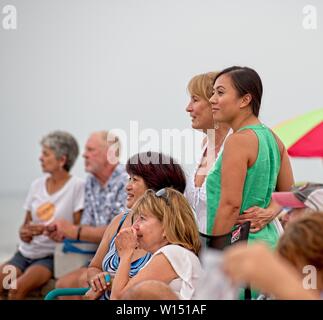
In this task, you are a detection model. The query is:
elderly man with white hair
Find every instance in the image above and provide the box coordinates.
[51,131,128,294]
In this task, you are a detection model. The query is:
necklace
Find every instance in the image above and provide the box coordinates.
[208,133,227,153]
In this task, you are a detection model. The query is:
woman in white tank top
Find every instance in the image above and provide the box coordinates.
[184,72,231,233]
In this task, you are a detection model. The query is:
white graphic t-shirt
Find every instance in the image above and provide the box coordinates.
[19,175,85,259]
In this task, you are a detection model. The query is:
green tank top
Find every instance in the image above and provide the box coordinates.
[206,124,281,248]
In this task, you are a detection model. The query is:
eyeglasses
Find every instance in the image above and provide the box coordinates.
[154,188,170,206]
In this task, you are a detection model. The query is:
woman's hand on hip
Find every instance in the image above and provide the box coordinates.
[236,206,276,233]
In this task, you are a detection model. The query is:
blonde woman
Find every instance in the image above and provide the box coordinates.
[110,188,202,300]
[185,72,231,234]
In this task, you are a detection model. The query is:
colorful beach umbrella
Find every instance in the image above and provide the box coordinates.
[273,108,323,158]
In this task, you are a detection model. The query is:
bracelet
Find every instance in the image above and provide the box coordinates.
[76,226,82,241]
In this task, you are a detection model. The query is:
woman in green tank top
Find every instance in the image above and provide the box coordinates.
[206,66,294,248]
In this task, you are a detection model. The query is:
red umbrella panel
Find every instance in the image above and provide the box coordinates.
[288,122,323,157]
[273,108,323,158]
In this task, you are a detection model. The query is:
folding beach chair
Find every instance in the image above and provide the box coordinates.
[44,274,111,300]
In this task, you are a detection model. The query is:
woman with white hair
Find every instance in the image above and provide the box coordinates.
[0,131,84,299]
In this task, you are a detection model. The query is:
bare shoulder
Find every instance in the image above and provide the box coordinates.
[110,212,125,225]
[223,131,258,165]
[103,211,126,239]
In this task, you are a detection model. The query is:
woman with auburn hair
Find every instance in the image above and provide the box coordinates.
[110,188,202,300]
[84,152,187,300]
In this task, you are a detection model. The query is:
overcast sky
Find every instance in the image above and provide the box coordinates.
[0,0,322,195]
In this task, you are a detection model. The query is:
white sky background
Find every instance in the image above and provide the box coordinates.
[0,0,322,195]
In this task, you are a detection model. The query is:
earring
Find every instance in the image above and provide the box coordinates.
[214,122,219,130]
